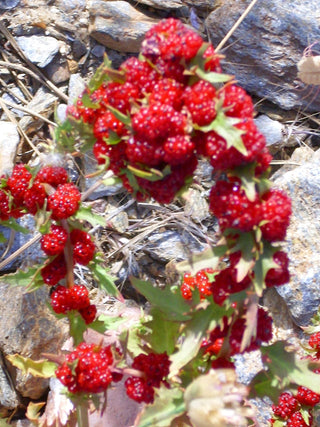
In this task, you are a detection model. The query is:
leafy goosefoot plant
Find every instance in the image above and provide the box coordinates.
[2,16,320,427]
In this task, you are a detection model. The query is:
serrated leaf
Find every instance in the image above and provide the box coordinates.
[68,312,87,346]
[240,295,259,352]
[253,243,278,297]
[87,54,115,92]
[2,266,44,291]
[143,308,180,355]
[198,109,247,155]
[138,386,185,427]
[260,341,320,394]
[176,245,227,276]
[195,67,233,84]
[75,206,106,227]
[1,218,29,234]
[91,261,123,301]
[131,277,191,322]
[169,305,217,376]
[6,354,57,378]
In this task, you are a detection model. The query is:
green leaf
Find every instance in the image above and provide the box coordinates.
[2,266,44,291]
[198,109,247,155]
[232,163,258,202]
[138,386,185,427]
[75,206,106,227]
[240,295,259,352]
[107,105,131,126]
[0,232,7,243]
[26,402,46,423]
[81,93,100,109]
[143,308,180,355]
[175,245,227,276]
[127,165,171,182]
[91,260,123,301]
[253,243,278,297]
[1,218,29,234]
[105,130,122,145]
[68,311,87,346]
[230,232,256,282]
[89,314,128,334]
[169,305,216,376]
[6,354,57,378]
[130,277,191,322]
[87,54,125,92]
[195,67,233,84]
[259,341,320,394]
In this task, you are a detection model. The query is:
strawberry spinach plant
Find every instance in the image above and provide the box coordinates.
[1,17,320,427]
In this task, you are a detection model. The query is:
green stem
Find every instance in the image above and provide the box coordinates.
[77,401,89,427]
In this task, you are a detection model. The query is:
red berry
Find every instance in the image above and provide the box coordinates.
[260,189,292,242]
[93,139,109,165]
[221,84,254,119]
[287,410,312,427]
[35,166,68,188]
[47,183,81,220]
[296,386,320,407]
[121,57,159,95]
[93,110,127,140]
[125,376,154,404]
[79,304,97,324]
[309,332,320,351]
[125,136,164,167]
[6,164,32,205]
[23,182,47,214]
[265,251,290,287]
[149,78,184,110]
[70,229,95,265]
[0,190,11,220]
[211,357,235,369]
[41,225,68,256]
[163,135,195,165]
[272,392,299,420]
[209,180,261,233]
[103,81,139,113]
[55,343,113,394]
[183,80,217,126]
[41,254,67,286]
[69,285,91,310]
[50,285,71,314]
[203,44,222,72]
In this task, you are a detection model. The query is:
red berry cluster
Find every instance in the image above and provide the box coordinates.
[67,18,236,203]
[50,284,97,324]
[180,268,215,300]
[125,352,170,403]
[270,388,318,426]
[55,342,114,394]
[40,227,95,286]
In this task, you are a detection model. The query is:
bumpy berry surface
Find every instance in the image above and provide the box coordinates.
[121,57,159,95]
[221,84,254,118]
[209,180,260,233]
[41,254,67,286]
[181,269,214,300]
[23,182,47,214]
[203,44,222,72]
[309,332,320,351]
[265,251,290,287]
[41,225,68,256]
[93,111,126,140]
[35,166,68,188]
[272,392,299,420]
[6,164,32,204]
[55,343,113,394]
[296,385,320,407]
[0,190,10,221]
[93,139,109,165]
[70,229,95,265]
[79,304,97,324]
[182,80,217,126]
[260,189,292,242]
[149,78,184,110]
[125,377,155,404]
[286,410,312,427]
[47,183,81,220]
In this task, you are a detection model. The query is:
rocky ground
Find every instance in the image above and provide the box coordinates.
[1,0,320,426]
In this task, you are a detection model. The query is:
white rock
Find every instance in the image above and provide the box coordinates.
[68,73,86,105]
[0,122,19,175]
[254,115,284,147]
[16,35,60,68]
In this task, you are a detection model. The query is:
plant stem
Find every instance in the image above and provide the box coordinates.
[61,219,75,289]
[77,402,89,427]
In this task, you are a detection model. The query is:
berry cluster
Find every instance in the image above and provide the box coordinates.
[180,268,215,300]
[55,342,114,394]
[270,388,318,426]
[50,284,97,324]
[125,352,170,403]
[40,227,95,286]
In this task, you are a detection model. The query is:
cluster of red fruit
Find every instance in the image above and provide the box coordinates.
[269,333,320,425]
[55,342,116,394]
[125,352,171,403]
[67,18,273,203]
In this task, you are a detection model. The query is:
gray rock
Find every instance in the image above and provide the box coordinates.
[0,122,19,176]
[1,87,26,118]
[68,73,86,105]
[135,0,187,11]
[0,0,19,10]
[91,44,106,58]
[0,283,66,401]
[273,148,320,326]
[72,39,87,60]
[88,0,158,52]
[16,36,60,68]
[254,115,284,147]
[0,356,20,417]
[55,0,86,11]
[44,57,70,84]
[205,0,320,112]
